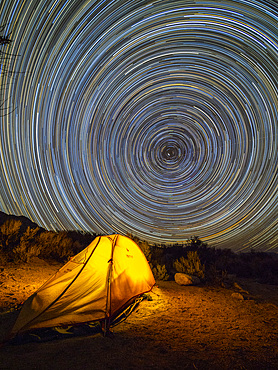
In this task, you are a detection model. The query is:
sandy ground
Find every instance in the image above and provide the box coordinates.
[0,258,278,370]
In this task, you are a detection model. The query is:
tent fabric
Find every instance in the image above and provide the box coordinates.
[10,234,155,336]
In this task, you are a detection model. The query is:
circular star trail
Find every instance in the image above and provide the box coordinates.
[0,0,277,251]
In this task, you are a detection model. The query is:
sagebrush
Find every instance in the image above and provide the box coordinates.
[173,251,205,279]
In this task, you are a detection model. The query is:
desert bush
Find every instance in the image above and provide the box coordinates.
[205,264,228,286]
[13,226,41,262]
[12,243,41,263]
[173,251,205,279]
[36,231,75,262]
[72,240,82,254]
[0,219,22,249]
[151,263,169,281]
[56,233,75,261]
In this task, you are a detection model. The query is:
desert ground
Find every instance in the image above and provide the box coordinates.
[0,257,278,370]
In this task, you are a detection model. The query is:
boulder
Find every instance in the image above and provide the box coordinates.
[174,273,201,286]
[231,292,244,300]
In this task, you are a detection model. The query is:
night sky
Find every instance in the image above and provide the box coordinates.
[0,0,277,252]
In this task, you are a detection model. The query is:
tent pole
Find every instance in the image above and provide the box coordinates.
[104,235,118,336]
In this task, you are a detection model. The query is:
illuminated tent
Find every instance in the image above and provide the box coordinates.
[10,234,155,337]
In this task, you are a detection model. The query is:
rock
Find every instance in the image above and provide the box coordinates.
[233,282,249,295]
[174,273,201,286]
[231,292,244,300]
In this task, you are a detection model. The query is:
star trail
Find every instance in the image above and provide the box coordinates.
[0,0,277,251]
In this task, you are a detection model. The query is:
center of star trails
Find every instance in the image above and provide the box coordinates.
[162,145,179,160]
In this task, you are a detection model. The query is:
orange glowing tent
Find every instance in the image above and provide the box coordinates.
[10,234,155,337]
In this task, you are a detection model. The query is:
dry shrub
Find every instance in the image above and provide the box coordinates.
[36,231,74,262]
[0,219,22,248]
[173,251,205,279]
[151,263,169,281]
[205,264,228,286]
[13,226,41,262]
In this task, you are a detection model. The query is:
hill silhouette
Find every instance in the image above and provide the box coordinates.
[0,211,44,234]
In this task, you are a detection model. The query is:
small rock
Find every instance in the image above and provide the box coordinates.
[231,292,244,300]
[174,273,201,286]
[233,282,249,294]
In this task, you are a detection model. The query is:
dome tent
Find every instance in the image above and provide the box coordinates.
[10,234,155,338]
